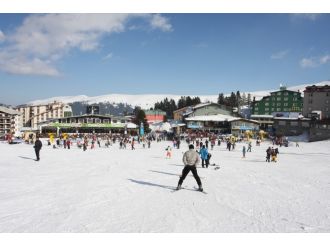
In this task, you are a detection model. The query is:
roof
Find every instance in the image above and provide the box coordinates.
[274,117,310,121]
[185,114,240,122]
[304,85,330,93]
[250,114,274,119]
[0,106,21,115]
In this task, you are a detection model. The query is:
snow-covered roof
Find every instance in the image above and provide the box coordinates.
[251,114,274,119]
[0,106,21,115]
[274,117,310,121]
[185,114,240,122]
[126,122,138,129]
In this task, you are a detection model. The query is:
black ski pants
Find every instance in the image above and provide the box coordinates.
[201,159,209,168]
[178,165,202,186]
[35,148,40,160]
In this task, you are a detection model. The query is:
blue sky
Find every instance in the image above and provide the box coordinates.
[0,13,330,105]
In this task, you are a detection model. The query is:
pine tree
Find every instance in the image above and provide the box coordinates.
[247,93,252,106]
[133,106,149,133]
[217,93,225,105]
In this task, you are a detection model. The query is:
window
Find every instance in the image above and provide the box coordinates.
[277,97,281,101]
[277,108,281,111]
[95,118,101,123]
[87,118,93,123]
[291,122,298,126]
[112,120,118,123]
[265,102,269,106]
[103,119,109,124]
[79,118,84,123]
[265,108,269,111]
[277,103,281,106]
[284,103,288,106]
[284,97,288,101]
[278,121,286,126]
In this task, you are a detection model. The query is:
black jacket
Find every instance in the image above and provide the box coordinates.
[34,140,43,150]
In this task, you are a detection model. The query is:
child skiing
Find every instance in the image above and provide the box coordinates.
[166,146,172,159]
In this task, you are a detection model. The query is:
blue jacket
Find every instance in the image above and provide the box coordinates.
[200,147,209,160]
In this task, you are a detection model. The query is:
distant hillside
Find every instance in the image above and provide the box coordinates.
[26,80,330,110]
[70,101,134,116]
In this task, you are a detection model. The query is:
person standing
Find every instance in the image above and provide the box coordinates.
[266,147,271,162]
[199,145,209,168]
[242,145,246,158]
[247,141,252,152]
[176,144,203,191]
[34,137,43,161]
[66,139,71,149]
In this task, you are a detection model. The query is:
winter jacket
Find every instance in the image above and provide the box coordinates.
[34,140,42,150]
[182,150,200,167]
[199,147,209,160]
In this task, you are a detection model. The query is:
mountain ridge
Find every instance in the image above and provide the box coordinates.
[26,81,330,109]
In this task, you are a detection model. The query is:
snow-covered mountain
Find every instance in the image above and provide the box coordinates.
[27,81,330,108]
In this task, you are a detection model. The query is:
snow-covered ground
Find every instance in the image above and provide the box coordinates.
[0,139,330,232]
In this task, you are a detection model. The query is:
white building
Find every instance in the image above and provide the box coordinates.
[15,101,73,129]
[0,106,21,135]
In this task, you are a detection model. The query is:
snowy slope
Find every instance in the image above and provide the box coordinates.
[26,81,330,108]
[0,139,330,232]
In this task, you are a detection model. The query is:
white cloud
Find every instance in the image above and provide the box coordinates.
[291,14,321,21]
[0,30,5,42]
[320,55,330,64]
[103,52,113,60]
[271,50,289,59]
[300,58,317,68]
[0,14,173,76]
[300,54,330,68]
[149,14,173,32]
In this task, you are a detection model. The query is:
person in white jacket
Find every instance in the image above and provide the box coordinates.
[176,144,203,191]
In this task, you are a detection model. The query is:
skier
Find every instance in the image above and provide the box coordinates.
[211,139,215,150]
[33,137,42,161]
[131,139,135,150]
[148,140,151,148]
[166,146,172,158]
[205,139,209,149]
[247,141,252,152]
[242,145,246,158]
[66,139,71,149]
[97,137,101,148]
[217,138,221,146]
[296,142,299,147]
[271,147,277,162]
[266,147,271,162]
[176,144,203,192]
[199,145,209,168]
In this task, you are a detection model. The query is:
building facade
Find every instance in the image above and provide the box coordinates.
[303,85,330,119]
[185,114,259,135]
[16,101,73,129]
[174,103,233,121]
[40,114,136,135]
[144,110,166,124]
[252,86,303,115]
[0,106,21,135]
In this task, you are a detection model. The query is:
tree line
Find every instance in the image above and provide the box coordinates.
[151,92,252,119]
